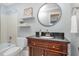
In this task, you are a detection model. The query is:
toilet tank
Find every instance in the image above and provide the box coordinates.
[16,37,27,49]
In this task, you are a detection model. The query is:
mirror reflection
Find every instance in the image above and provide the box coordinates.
[38,3,62,27]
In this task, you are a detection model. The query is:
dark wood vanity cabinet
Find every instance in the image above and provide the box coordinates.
[27,37,69,56]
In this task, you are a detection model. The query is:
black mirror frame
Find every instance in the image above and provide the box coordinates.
[37,3,62,27]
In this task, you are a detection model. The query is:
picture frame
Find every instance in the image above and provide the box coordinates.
[24,7,33,16]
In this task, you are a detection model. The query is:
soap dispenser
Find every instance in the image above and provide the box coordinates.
[36,29,41,37]
[46,29,50,37]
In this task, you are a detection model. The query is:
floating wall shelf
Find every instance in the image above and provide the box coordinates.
[21,16,35,20]
[18,23,31,27]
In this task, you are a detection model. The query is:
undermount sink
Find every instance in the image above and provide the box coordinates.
[39,36,54,39]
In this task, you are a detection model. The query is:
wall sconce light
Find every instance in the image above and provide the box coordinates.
[71,7,78,33]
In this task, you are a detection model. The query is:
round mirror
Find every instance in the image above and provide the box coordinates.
[37,3,62,27]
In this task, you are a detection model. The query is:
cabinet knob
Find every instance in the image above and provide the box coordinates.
[52,46,55,48]
[33,43,35,45]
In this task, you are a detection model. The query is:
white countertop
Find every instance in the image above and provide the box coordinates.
[27,36,70,43]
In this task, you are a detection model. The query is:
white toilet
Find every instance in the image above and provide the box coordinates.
[16,37,27,50]
[2,37,27,56]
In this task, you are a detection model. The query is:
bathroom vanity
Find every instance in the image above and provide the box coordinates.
[27,36,70,56]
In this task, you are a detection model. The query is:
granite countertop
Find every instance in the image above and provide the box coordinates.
[27,35,70,43]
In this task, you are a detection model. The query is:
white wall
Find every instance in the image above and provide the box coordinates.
[11,3,71,38]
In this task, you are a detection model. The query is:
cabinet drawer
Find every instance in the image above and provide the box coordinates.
[30,39,49,48]
[45,50,63,56]
[48,42,67,52]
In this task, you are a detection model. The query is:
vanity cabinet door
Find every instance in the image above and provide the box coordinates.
[29,47,43,56]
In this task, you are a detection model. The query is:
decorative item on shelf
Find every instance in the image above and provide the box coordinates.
[24,7,33,16]
[20,20,24,24]
[71,7,78,33]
